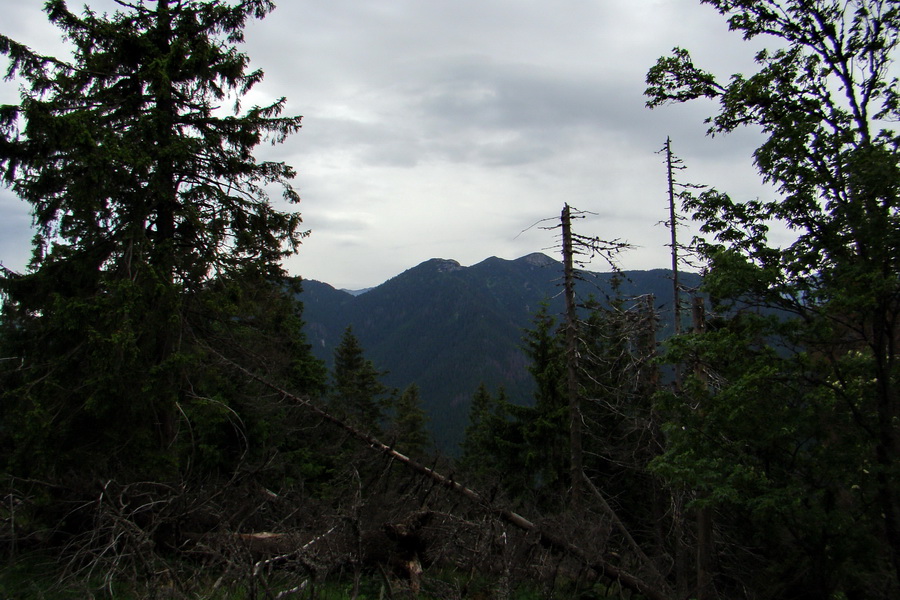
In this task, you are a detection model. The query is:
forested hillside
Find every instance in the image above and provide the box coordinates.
[300,253,702,451]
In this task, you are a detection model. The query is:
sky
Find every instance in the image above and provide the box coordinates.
[0,0,783,290]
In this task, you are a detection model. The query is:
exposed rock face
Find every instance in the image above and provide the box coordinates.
[425,258,463,273]
[519,252,558,268]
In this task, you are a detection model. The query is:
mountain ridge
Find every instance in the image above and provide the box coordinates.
[298,253,700,451]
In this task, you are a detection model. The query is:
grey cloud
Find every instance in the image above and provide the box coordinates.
[0,0,787,290]
[294,50,763,172]
[305,211,376,234]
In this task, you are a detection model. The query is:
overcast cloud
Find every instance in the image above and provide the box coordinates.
[0,0,781,289]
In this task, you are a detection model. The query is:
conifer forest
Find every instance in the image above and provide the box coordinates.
[1,1,900,598]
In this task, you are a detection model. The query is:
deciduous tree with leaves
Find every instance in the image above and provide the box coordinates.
[647,1,900,596]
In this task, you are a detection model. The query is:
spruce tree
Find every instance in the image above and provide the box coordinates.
[459,383,501,480]
[459,383,521,491]
[390,384,431,459]
[0,0,309,479]
[519,303,569,505]
[329,326,389,435]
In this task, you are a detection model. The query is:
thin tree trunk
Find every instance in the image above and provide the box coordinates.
[666,139,691,595]
[871,299,900,584]
[149,0,180,451]
[674,491,690,599]
[693,297,716,600]
[665,137,685,402]
[666,138,681,340]
[561,204,583,508]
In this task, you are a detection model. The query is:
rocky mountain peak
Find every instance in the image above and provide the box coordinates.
[424,258,463,273]
[518,252,557,267]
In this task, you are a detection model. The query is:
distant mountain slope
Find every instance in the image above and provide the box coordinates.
[298,253,701,452]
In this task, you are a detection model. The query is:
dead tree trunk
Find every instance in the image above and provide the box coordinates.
[209,347,674,600]
[666,137,682,341]
[561,203,584,509]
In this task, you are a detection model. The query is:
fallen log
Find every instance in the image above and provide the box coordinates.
[211,349,674,600]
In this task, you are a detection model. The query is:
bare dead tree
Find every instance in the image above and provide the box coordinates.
[209,346,675,600]
[561,204,584,508]
[548,204,633,509]
[665,137,683,340]
[657,137,706,342]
